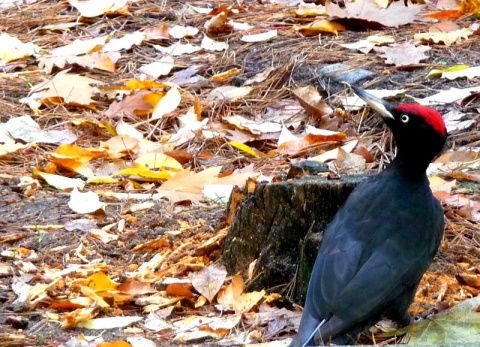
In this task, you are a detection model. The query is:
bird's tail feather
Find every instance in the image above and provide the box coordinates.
[302,319,326,347]
[289,313,326,347]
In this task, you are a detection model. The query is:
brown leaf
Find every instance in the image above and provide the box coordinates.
[277,132,346,156]
[293,85,333,120]
[217,274,264,313]
[164,149,192,165]
[189,263,227,303]
[457,273,480,288]
[205,12,233,35]
[352,145,374,163]
[105,90,153,119]
[435,150,479,163]
[117,279,157,295]
[335,147,366,173]
[158,167,222,195]
[429,20,460,32]
[446,171,480,183]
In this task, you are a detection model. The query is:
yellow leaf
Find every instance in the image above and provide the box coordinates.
[87,272,118,291]
[428,64,470,77]
[53,144,106,162]
[115,164,172,180]
[86,176,119,184]
[294,19,345,36]
[229,141,260,158]
[134,153,183,171]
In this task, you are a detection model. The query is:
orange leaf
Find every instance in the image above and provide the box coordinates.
[278,133,346,156]
[97,341,131,347]
[459,0,480,14]
[166,283,194,298]
[117,279,157,295]
[211,68,241,82]
[424,10,461,19]
[217,274,243,308]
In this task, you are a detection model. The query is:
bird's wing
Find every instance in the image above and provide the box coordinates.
[310,209,435,322]
[333,237,428,322]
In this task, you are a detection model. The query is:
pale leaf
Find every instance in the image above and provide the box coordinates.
[241,30,277,42]
[414,28,472,46]
[151,85,181,119]
[189,263,227,303]
[0,33,39,62]
[376,42,430,66]
[326,0,424,27]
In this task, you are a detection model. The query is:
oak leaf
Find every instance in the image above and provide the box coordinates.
[376,42,430,66]
[326,0,424,27]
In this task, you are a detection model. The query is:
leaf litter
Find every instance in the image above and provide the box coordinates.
[1,0,480,346]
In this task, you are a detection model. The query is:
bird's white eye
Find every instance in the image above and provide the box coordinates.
[401,114,409,123]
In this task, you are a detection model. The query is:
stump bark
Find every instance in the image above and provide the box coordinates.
[222,173,368,304]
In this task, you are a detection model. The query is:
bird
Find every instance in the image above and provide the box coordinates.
[289,85,447,347]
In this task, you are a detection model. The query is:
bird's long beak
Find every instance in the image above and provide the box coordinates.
[351,85,395,120]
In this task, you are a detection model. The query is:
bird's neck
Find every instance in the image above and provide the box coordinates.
[387,155,430,181]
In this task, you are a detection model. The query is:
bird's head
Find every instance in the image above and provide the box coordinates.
[352,86,447,174]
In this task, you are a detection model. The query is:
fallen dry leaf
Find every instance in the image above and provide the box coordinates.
[376,42,431,66]
[414,28,472,46]
[68,189,105,214]
[189,263,227,303]
[30,70,104,106]
[293,85,333,119]
[0,33,39,62]
[205,12,232,35]
[241,30,277,43]
[223,115,282,135]
[169,25,199,39]
[294,19,346,36]
[152,84,181,119]
[326,0,424,27]
[459,0,480,14]
[201,35,229,52]
[38,52,119,73]
[68,0,129,18]
[139,55,175,78]
[48,35,108,56]
[277,130,346,156]
[105,90,153,119]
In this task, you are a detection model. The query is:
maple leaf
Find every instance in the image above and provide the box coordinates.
[30,70,104,106]
[326,0,424,27]
[414,28,473,46]
[376,42,430,66]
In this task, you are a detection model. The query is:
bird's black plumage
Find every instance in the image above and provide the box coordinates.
[290,86,447,347]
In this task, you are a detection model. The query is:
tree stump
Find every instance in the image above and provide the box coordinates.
[222,170,369,304]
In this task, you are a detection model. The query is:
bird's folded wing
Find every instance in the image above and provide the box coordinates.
[333,239,426,321]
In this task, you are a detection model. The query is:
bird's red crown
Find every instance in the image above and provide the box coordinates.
[394,104,446,137]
